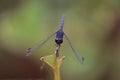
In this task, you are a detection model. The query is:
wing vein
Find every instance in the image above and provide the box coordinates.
[26,32,56,56]
[64,33,84,64]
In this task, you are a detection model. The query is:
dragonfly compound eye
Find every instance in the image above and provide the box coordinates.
[55,39,63,44]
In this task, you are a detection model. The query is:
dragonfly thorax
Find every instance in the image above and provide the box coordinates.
[55,31,64,45]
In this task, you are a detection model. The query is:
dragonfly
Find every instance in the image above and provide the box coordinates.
[26,15,84,64]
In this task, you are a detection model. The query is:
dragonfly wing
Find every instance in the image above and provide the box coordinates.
[64,33,84,64]
[26,32,56,56]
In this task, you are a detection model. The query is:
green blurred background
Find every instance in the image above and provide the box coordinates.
[0,0,120,80]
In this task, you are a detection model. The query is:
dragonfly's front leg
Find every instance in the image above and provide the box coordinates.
[55,44,61,57]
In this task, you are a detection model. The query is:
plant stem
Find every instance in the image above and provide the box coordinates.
[54,57,60,80]
[40,54,65,80]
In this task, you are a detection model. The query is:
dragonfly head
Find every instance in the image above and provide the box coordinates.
[55,39,63,45]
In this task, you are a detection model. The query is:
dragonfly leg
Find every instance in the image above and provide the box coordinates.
[55,44,61,57]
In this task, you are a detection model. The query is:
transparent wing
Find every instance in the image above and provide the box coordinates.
[64,33,84,64]
[26,32,56,56]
